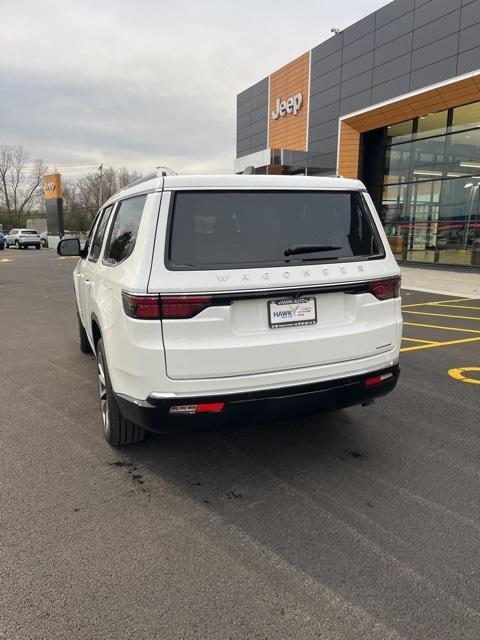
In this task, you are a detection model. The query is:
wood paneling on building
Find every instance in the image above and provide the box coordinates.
[268,53,310,152]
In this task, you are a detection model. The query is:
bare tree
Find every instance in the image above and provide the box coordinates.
[0,145,46,217]
[70,167,139,217]
[0,146,13,214]
[61,167,139,231]
[1,152,139,231]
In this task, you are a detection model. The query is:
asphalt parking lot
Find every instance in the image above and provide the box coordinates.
[1,248,480,640]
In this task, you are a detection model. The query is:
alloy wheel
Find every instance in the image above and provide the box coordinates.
[97,358,110,438]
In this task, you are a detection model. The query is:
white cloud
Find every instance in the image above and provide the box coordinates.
[0,0,386,175]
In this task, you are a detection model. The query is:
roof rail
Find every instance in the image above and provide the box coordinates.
[122,167,177,191]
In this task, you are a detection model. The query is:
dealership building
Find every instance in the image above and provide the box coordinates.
[235,0,480,267]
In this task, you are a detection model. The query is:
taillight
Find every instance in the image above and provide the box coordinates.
[160,295,212,319]
[368,276,401,301]
[121,292,212,320]
[364,372,394,387]
[169,402,224,415]
[122,292,161,319]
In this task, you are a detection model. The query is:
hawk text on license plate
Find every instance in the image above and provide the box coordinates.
[268,297,317,328]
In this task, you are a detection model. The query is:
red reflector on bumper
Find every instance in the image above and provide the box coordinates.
[195,402,224,413]
[169,402,225,415]
[365,372,394,387]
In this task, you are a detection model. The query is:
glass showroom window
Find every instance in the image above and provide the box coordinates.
[379,100,480,266]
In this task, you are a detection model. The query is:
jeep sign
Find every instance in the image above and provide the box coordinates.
[271,93,303,120]
[43,173,63,200]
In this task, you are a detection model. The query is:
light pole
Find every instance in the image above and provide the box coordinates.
[98,163,103,205]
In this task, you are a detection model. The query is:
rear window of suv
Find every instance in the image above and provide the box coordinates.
[167,190,383,270]
[21,230,38,235]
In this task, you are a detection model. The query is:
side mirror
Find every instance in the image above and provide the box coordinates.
[57,237,81,256]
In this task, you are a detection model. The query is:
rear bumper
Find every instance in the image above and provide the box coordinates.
[115,364,400,434]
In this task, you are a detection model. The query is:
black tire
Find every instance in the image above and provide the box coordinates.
[77,313,92,354]
[36,245,41,250]
[0,245,4,251]
[96,338,145,446]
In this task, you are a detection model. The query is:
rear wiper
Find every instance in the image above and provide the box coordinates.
[284,244,342,256]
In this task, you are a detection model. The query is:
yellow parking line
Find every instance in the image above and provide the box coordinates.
[448,367,480,385]
[402,337,440,344]
[401,336,480,353]
[403,322,480,334]
[0,258,13,263]
[432,304,480,311]
[402,297,476,308]
[402,310,480,321]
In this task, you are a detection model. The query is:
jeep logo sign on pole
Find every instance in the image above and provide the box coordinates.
[43,173,62,200]
[43,173,64,239]
[271,93,303,120]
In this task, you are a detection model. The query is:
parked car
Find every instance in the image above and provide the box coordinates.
[5,229,41,249]
[40,230,80,247]
[0,232,5,250]
[58,173,402,447]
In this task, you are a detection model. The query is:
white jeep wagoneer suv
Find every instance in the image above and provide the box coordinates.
[58,173,402,446]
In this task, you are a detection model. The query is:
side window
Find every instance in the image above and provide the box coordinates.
[81,209,102,257]
[88,205,114,263]
[104,195,146,265]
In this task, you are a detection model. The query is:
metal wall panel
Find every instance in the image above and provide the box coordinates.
[340,89,373,116]
[308,102,341,128]
[411,34,459,70]
[342,33,375,64]
[412,10,461,48]
[459,21,480,52]
[341,70,373,99]
[413,0,462,28]
[308,136,338,154]
[457,45,480,74]
[342,51,374,81]
[409,56,458,90]
[309,85,341,111]
[460,0,480,29]
[376,0,414,27]
[374,11,414,47]
[236,77,268,158]
[373,53,412,85]
[342,13,375,45]
[308,119,340,143]
[310,50,342,81]
[311,34,343,64]
[371,73,411,103]
[310,67,341,92]
[374,32,413,66]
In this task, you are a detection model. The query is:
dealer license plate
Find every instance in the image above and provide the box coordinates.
[268,297,317,329]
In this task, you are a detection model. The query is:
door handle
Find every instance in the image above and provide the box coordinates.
[84,279,93,288]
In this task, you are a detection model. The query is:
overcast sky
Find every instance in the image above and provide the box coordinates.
[0,0,387,177]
